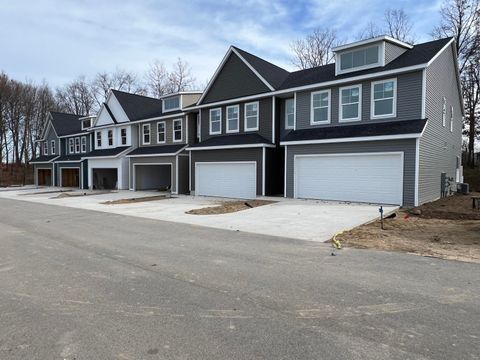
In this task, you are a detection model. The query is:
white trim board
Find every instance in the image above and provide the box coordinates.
[280,133,423,146]
[187,143,275,151]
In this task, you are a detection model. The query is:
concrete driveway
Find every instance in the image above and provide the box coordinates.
[0,187,397,241]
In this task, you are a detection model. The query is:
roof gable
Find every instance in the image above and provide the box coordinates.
[112,89,164,121]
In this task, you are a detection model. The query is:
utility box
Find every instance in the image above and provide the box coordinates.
[457,183,470,195]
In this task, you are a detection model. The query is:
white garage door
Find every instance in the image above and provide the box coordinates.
[295,153,403,205]
[196,162,256,199]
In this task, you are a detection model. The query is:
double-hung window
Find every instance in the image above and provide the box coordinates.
[96,131,102,148]
[108,130,113,146]
[157,122,165,143]
[244,102,259,131]
[81,136,86,153]
[209,108,221,135]
[226,105,239,133]
[69,138,75,153]
[340,85,362,122]
[311,90,330,124]
[142,124,150,144]
[120,128,127,145]
[450,105,454,132]
[75,137,80,153]
[51,140,56,155]
[43,142,48,155]
[173,119,182,142]
[371,79,396,118]
[285,98,295,129]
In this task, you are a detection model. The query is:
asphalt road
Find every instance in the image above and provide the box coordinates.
[0,198,479,360]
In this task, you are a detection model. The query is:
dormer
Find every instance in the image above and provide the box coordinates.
[333,36,412,76]
[79,115,95,130]
[161,91,202,112]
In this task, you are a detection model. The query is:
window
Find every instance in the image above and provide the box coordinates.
[69,138,75,153]
[209,108,221,135]
[442,97,447,127]
[81,136,87,153]
[108,130,113,146]
[339,45,380,73]
[285,98,295,129]
[163,96,180,112]
[311,90,330,124]
[173,119,182,142]
[120,128,127,145]
[226,105,239,133]
[244,102,259,131]
[96,131,102,148]
[450,105,454,132]
[81,119,91,129]
[371,79,396,118]
[51,140,56,155]
[340,85,362,122]
[75,137,80,153]
[43,142,48,155]
[157,122,165,143]
[142,124,150,144]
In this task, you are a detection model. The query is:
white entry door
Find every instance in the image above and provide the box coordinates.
[295,152,403,205]
[196,162,257,199]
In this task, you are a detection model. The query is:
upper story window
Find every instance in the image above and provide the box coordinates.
[173,119,182,142]
[337,44,382,75]
[142,124,150,144]
[339,85,362,122]
[226,105,239,133]
[442,97,447,127]
[311,90,330,124]
[69,138,75,153]
[75,137,80,153]
[120,128,127,145]
[81,119,91,130]
[96,131,102,148]
[371,79,396,119]
[157,122,166,143]
[81,136,87,153]
[163,96,181,112]
[209,108,221,135]
[450,105,454,132]
[51,140,56,155]
[285,98,295,129]
[43,142,48,155]
[108,130,113,146]
[244,102,259,131]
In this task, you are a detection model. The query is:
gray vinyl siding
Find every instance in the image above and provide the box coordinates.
[201,53,270,104]
[200,97,273,142]
[129,155,189,194]
[190,148,263,195]
[285,139,417,206]
[44,127,59,156]
[294,71,423,130]
[138,116,187,147]
[419,43,463,204]
[385,42,408,64]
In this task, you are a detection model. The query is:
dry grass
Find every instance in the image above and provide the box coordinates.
[102,195,170,205]
[186,200,275,215]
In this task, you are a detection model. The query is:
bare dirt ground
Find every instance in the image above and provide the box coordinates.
[53,191,112,199]
[101,195,170,205]
[186,200,275,215]
[335,193,480,263]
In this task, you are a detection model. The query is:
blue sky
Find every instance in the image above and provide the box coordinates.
[0,0,443,88]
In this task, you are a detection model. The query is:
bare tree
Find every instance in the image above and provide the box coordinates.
[91,69,146,107]
[55,76,95,115]
[291,28,338,69]
[462,57,480,165]
[167,58,196,93]
[384,9,415,43]
[356,21,383,41]
[145,60,170,98]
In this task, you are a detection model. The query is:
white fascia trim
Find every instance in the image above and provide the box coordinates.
[283,146,287,198]
[414,138,420,206]
[58,132,89,138]
[333,35,413,52]
[271,96,276,143]
[280,133,423,146]
[187,143,275,151]
[231,47,275,91]
[134,112,187,124]
[55,160,82,163]
[262,147,266,196]
[126,145,188,158]
[426,38,455,67]
[82,147,132,160]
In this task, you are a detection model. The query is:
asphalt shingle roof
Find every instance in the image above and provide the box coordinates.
[84,146,131,158]
[188,133,272,148]
[127,144,187,156]
[29,155,58,163]
[55,154,84,162]
[49,112,87,136]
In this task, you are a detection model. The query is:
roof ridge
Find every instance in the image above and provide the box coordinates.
[111,89,162,102]
[232,46,290,74]
[50,111,86,117]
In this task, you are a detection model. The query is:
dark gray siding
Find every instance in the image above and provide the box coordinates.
[420,43,463,204]
[200,97,273,142]
[285,139,417,206]
[187,113,197,145]
[190,148,263,195]
[385,42,408,64]
[137,116,187,147]
[294,71,423,130]
[44,126,59,156]
[201,53,270,104]
[65,133,91,155]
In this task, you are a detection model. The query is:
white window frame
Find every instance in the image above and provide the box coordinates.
[285,98,295,129]
[173,119,183,143]
[43,142,48,155]
[81,119,91,130]
[209,108,222,135]
[81,136,87,153]
[442,97,446,127]
[50,140,56,155]
[226,105,239,133]
[142,124,151,145]
[162,96,181,113]
[157,121,166,144]
[336,42,385,75]
[74,137,80,153]
[339,84,362,122]
[96,131,102,148]
[450,105,454,132]
[244,101,259,131]
[69,138,75,153]
[107,130,113,146]
[120,127,127,145]
[370,78,397,119]
[310,89,331,125]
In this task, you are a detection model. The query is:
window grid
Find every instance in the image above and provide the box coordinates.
[226,105,239,133]
[173,119,182,142]
[311,90,330,124]
[157,122,166,143]
[210,108,221,135]
[244,102,259,131]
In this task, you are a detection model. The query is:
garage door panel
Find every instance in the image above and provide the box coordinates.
[196,162,256,199]
[295,153,403,205]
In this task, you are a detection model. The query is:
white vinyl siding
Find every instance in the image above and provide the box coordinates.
[226,105,239,133]
[173,119,182,142]
[157,122,166,143]
[285,98,295,129]
[371,78,397,119]
[244,102,259,131]
[210,108,221,135]
[339,85,362,122]
[142,124,150,145]
[311,90,330,124]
